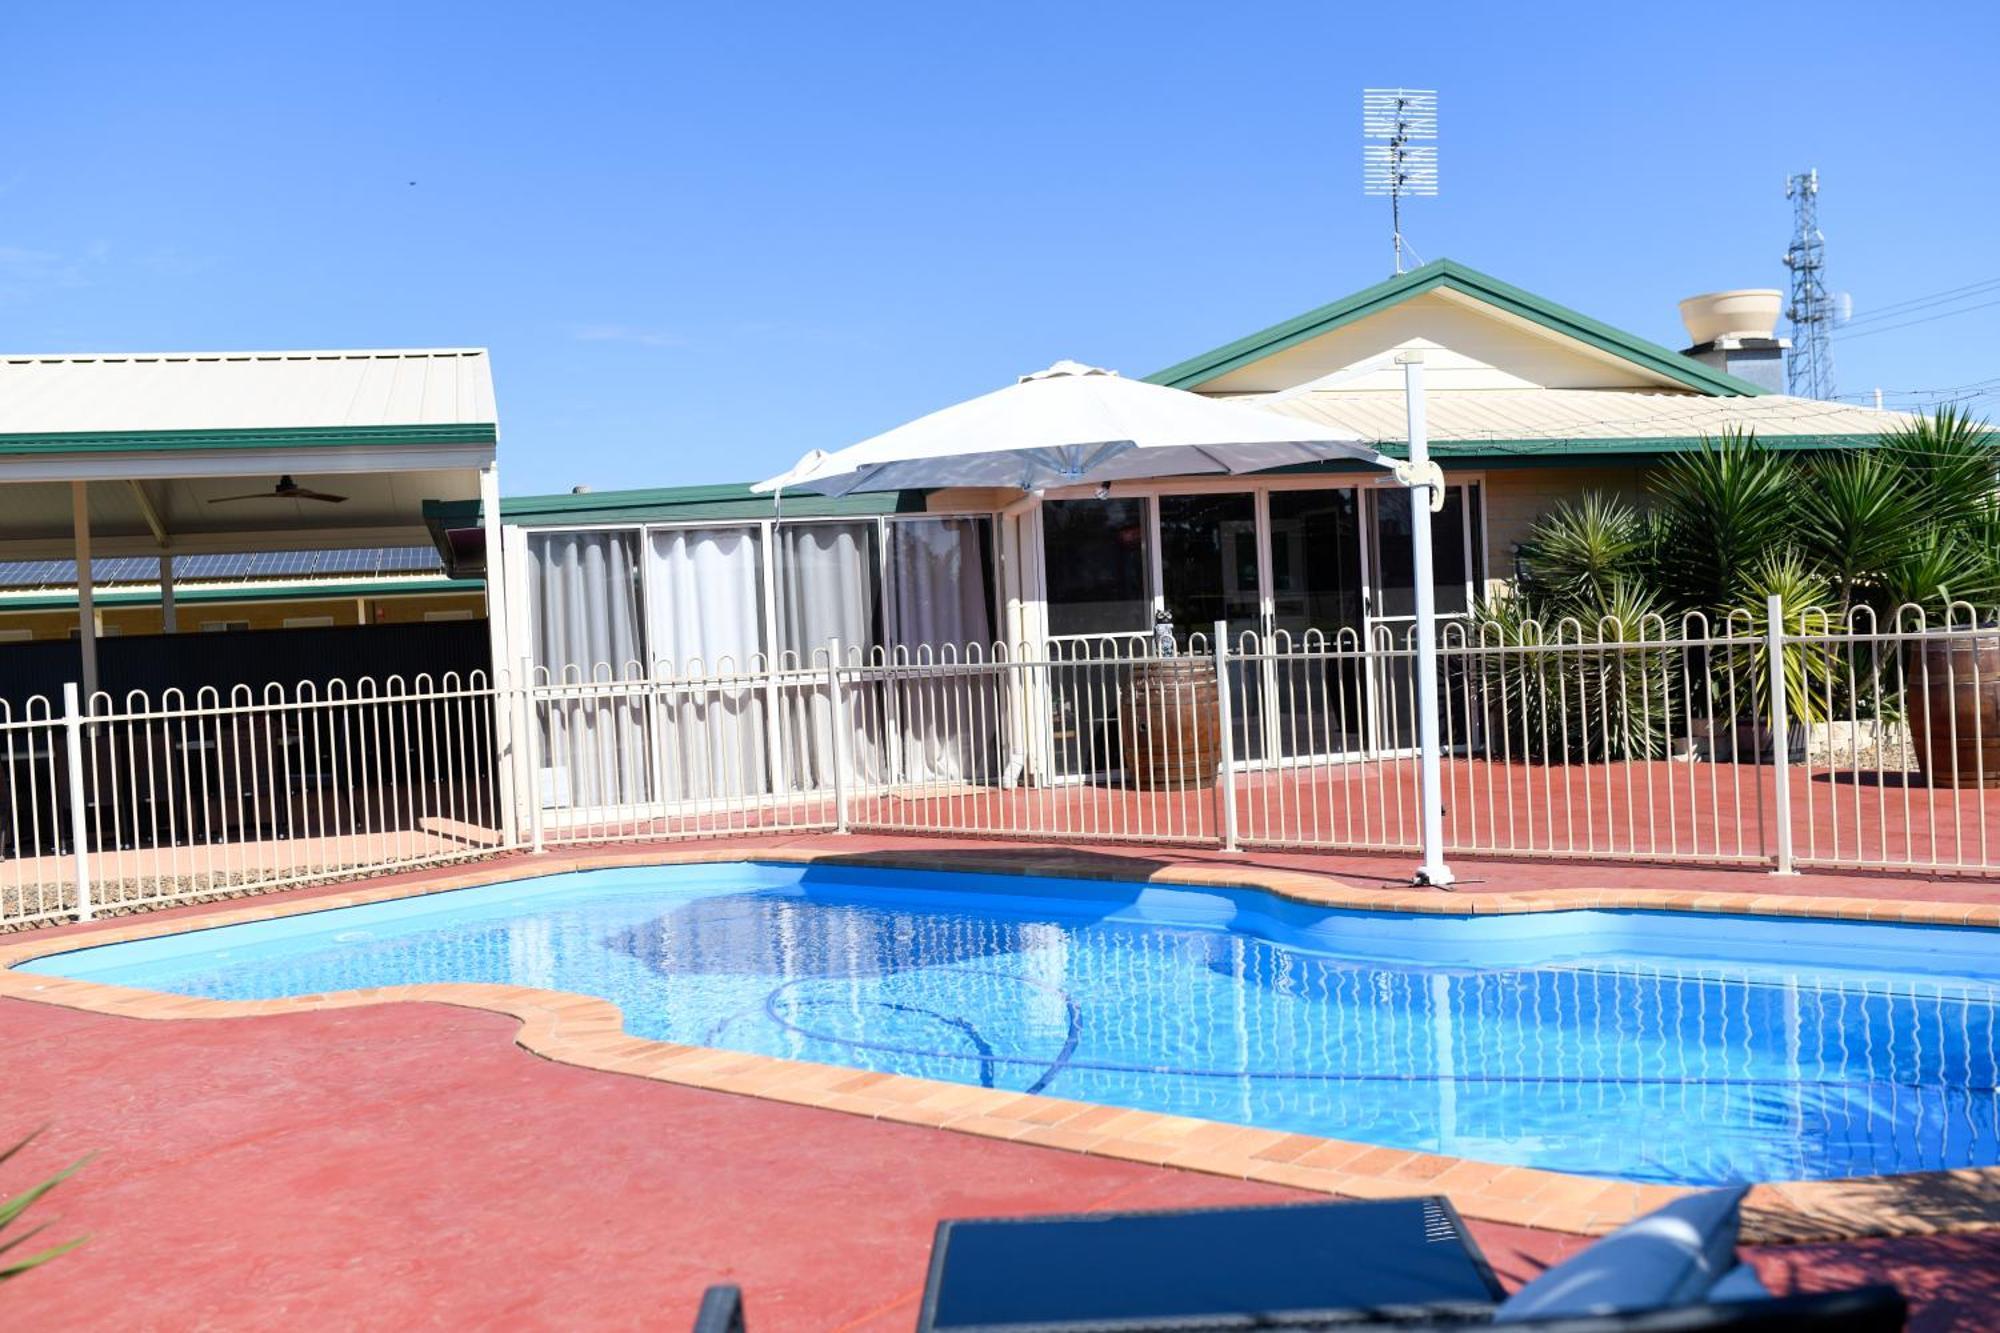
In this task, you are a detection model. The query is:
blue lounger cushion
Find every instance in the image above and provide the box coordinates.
[1493,1187,1753,1321]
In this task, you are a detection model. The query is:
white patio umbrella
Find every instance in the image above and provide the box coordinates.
[755,356,1453,888]
[753,360,1394,495]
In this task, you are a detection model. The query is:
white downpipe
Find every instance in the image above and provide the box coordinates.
[1401,353,1454,888]
[479,462,520,844]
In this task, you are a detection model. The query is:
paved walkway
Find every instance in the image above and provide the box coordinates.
[6,996,1995,1331]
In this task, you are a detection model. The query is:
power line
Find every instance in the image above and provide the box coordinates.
[1833,295,2000,341]
[1838,275,2000,326]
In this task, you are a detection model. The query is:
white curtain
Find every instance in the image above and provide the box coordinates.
[525,531,649,810]
[647,527,770,804]
[887,518,997,784]
[774,522,885,788]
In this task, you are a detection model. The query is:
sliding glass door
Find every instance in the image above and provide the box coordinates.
[1036,481,1487,774]
[1265,488,1369,759]
[524,531,648,812]
[647,526,773,805]
[1363,483,1483,751]
[1159,492,1267,760]
[884,516,1000,786]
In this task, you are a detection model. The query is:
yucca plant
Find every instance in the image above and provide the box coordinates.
[1879,513,2000,614]
[1795,451,1920,612]
[1516,491,1648,607]
[1649,429,1797,614]
[1716,550,1843,728]
[0,1131,88,1283]
[1472,578,1675,763]
[1877,404,1999,537]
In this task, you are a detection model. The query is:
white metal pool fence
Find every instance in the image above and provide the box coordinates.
[5,599,1998,929]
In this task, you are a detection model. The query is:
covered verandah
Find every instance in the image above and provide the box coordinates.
[0,348,517,918]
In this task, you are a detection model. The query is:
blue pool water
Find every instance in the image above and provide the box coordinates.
[20,863,1999,1186]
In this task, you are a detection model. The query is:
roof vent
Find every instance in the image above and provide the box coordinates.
[1677,290,1788,392]
[571,484,593,494]
[1678,289,1783,344]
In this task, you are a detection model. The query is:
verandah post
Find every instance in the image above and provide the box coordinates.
[1766,592,1797,875]
[61,681,93,922]
[1213,621,1239,853]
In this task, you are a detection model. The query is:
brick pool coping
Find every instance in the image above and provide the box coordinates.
[5,843,1996,1244]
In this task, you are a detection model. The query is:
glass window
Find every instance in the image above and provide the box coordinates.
[1043,498,1151,637]
[888,516,994,652]
[1267,488,1363,640]
[774,521,880,660]
[1369,484,1482,618]
[1159,492,1259,637]
[526,529,645,679]
[645,525,766,669]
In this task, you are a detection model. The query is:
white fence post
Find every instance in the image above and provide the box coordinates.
[1401,352,1455,889]
[61,682,93,922]
[518,656,545,855]
[827,639,850,834]
[1213,621,1239,853]
[1766,593,1797,875]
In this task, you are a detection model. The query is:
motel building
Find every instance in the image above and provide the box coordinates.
[420,261,1904,819]
[0,261,1908,851]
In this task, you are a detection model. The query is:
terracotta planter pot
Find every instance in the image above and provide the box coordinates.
[1121,658,1220,789]
[1906,635,2000,788]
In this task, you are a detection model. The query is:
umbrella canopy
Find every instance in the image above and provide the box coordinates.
[755,360,1392,496]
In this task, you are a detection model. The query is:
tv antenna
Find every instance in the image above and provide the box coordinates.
[1782,169,1837,399]
[1363,89,1438,275]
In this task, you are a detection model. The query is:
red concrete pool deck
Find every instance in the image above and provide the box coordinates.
[6,996,1996,1332]
[6,835,1999,1329]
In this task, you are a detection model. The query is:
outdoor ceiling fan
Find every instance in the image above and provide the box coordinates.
[208,475,349,505]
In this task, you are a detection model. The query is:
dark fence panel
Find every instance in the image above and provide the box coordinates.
[0,620,492,710]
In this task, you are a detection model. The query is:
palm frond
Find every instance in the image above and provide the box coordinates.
[0,1131,89,1284]
[1649,429,1796,614]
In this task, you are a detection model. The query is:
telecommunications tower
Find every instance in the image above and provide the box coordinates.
[1364,89,1438,275]
[1782,169,1836,399]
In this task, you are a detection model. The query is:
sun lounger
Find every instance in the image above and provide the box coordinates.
[687,1189,1905,1332]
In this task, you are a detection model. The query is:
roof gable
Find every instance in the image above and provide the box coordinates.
[1145,260,1765,397]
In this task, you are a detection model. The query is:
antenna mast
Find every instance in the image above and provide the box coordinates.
[1364,89,1438,275]
[1782,169,1836,398]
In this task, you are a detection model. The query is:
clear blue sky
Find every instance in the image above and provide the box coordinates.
[6,1,1996,497]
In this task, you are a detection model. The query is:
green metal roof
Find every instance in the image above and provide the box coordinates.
[425,482,927,531]
[1144,259,1768,397]
[0,423,498,456]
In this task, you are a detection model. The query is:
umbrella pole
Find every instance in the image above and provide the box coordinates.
[1399,353,1454,888]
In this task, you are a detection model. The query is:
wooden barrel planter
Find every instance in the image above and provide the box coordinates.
[1121,658,1221,789]
[1906,634,2000,788]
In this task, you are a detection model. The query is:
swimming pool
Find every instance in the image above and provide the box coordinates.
[21,862,1999,1187]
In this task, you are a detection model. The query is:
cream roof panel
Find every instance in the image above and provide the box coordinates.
[0,348,497,435]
